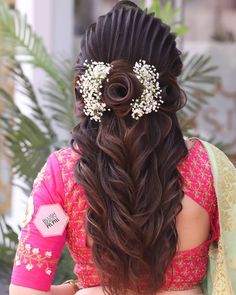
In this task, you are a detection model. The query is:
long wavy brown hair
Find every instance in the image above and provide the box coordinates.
[71,1,188,294]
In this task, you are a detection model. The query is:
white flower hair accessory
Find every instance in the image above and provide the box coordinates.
[131,59,163,120]
[77,60,113,122]
[76,59,163,121]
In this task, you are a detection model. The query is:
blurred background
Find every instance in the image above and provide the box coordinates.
[0,0,236,293]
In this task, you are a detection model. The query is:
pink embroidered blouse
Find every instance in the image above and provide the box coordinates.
[11,138,220,291]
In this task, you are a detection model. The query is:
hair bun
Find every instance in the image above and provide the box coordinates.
[159,74,186,113]
[102,60,142,118]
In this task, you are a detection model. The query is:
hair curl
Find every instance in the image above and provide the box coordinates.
[71,1,188,294]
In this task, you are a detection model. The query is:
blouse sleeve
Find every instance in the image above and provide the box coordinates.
[11,152,68,291]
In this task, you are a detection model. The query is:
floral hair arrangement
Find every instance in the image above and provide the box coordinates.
[76,59,163,122]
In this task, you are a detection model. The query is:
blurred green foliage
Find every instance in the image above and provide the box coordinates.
[0,217,19,284]
[141,0,188,36]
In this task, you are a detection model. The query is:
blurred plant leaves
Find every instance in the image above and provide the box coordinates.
[0,0,66,94]
[179,53,220,119]
[141,0,188,36]
[0,0,76,188]
[0,0,76,282]
[0,216,19,284]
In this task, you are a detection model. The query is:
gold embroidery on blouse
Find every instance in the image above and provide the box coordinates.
[15,224,57,275]
[21,161,51,227]
[21,196,34,227]
[31,162,49,195]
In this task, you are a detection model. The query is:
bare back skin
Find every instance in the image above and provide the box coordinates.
[156,139,208,294]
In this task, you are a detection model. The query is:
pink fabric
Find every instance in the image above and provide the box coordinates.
[11,138,219,291]
[163,139,219,290]
[10,153,67,291]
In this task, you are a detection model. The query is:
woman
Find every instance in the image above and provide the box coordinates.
[9,1,236,295]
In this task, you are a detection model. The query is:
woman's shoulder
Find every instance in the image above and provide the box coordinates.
[53,146,80,163]
[180,136,215,183]
[188,137,235,168]
[52,146,81,191]
[183,137,236,184]
[184,136,226,159]
[181,136,208,165]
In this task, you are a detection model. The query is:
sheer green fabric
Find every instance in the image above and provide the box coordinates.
[200,139,236,295]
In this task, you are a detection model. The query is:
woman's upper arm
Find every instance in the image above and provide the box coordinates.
[10,152,68,292]
[10,283,76,295]
[9,284,51,295]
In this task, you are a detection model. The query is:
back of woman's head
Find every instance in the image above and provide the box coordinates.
[71,1,188,294]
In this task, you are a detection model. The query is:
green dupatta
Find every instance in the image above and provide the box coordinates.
[199,139,236,295]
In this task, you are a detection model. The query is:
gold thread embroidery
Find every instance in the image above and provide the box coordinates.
[21,196,34,227]
[201,140,236,295]
[14,225,57,275]
[31,162,50,196]
[212,238,231,295]
[21,159,51,227]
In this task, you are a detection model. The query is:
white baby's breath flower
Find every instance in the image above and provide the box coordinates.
[77,60,112,122]
[77,59,163,122]
[132,60,163,120]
